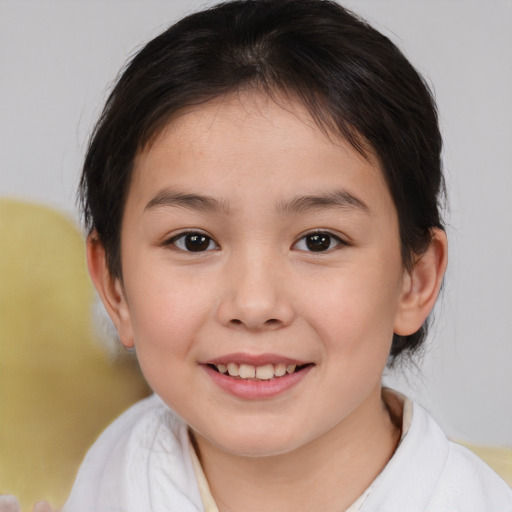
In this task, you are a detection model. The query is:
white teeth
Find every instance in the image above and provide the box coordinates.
[286,364,296,374]
[274,363,287,377]
[255,364,274,380]
[239,364,256,379]
[227,362,239,377]
[215,362,303,379]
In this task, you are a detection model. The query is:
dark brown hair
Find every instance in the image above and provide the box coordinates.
[79,0,444,363]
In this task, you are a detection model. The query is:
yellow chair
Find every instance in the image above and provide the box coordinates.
[0,199,150,510]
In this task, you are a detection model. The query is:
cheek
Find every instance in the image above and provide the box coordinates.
[126,279,213,400]
[301,261,403,355]
[124,268,213,358]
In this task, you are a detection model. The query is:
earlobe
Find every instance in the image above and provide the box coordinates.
[86,233,135,349]
[394,228,448,336]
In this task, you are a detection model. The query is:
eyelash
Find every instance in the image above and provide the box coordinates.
[165,231,220,253]
[292,231,347,253]
[164,230,347,253]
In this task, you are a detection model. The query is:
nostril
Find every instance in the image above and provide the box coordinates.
[228,318,281,328]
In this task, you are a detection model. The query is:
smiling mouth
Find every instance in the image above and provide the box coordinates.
[207,362,312,380]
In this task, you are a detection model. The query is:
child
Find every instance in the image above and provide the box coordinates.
[60,0,512,510]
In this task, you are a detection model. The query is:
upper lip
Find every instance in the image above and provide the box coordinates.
[203,352,310,366]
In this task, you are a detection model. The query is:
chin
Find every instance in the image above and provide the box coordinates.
[199,423,308,458]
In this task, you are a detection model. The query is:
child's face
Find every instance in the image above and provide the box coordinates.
[110,93,412,456]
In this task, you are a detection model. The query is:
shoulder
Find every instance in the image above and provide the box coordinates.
[63,395,203,512]
[361,395,512,512]
[428,438,512,511]
[68,394,184,484]
[410,401,512,511]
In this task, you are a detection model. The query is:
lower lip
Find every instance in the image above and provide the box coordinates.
[202,365,313,400]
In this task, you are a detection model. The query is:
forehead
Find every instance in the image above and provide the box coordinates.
[128,94,394,223]
[132,93,385,198]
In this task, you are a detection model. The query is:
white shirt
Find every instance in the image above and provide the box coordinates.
[63,393,512,512]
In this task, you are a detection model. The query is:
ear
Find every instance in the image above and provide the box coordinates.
[394,228,448,336]
[86,233,135,349]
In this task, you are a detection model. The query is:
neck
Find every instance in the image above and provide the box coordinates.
[193,385,403,512]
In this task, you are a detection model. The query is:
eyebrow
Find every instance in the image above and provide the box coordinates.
[276,190,370,215]
[145,189,231,215]
[144,188,369,216]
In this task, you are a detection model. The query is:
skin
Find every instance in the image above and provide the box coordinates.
[88,93,447,511]
[0,497,54,512]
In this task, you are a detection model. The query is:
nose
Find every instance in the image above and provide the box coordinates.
[216,249,295,331]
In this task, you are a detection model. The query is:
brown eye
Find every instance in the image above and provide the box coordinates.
[293,231,344,252]
[170,232,219,252]
[184,234,210,251]
[306,233,332,251]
